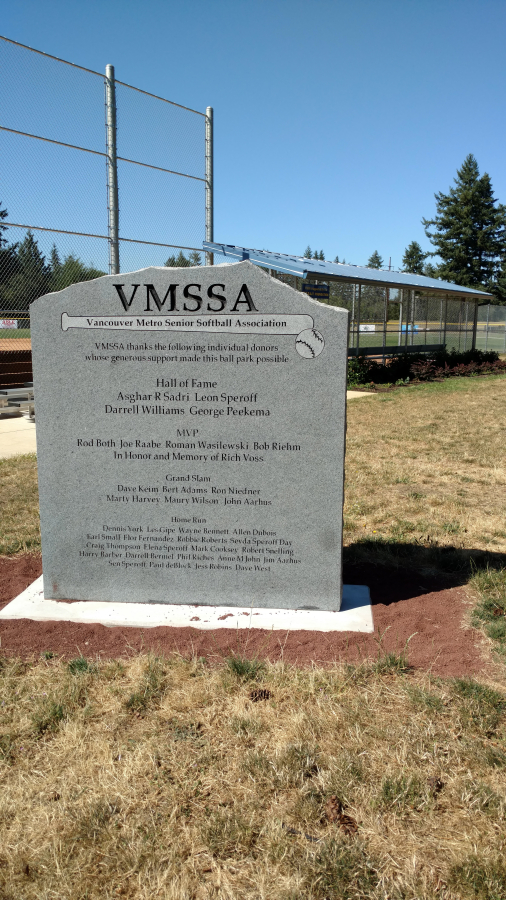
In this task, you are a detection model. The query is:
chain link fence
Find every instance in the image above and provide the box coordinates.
[0,35,210,387]
[270,273,479,359]
[475,304,506,353]
[331,286,477,356]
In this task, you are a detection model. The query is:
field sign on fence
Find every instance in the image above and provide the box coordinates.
[31,262,348,611]
[302,283,330,301]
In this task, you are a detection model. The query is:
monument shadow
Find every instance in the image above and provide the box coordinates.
[343,539,506,608]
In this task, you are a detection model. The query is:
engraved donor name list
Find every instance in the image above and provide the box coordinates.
[31,262,349,610]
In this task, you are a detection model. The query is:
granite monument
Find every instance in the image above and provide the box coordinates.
[31,261,348,610]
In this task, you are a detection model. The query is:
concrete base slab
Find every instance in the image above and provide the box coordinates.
[0,576,373,633]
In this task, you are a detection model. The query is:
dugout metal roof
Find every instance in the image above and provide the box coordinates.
[203,242,493,301]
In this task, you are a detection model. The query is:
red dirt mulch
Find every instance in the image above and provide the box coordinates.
[0,554,488,677]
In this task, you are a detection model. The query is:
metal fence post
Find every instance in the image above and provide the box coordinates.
[471,301,478,351]
[398,290,403,346]
[382,287,388,363]
[351,284,356,346]
[205,106,214,266]
[356,284,361,353]
[105,64,120,275]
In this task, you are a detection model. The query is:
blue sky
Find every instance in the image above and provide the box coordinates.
[2,0,506,271]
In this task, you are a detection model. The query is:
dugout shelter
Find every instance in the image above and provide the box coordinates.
[203,242,493,359]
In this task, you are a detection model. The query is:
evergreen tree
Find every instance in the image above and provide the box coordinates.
[0,201,8,247]
[0,202,20,306]
[333,255,339,264]
[318,250,325,260]
[493,255,506,304]
[423,261,439,279]
[303,245,312,259]
[367,250,384,269]
[51,253,105,292]
[165,249,201,267]
[422,154,506,289]
[49,245,62,288]
[0,244,19,304]
[50,244,61,271]
[402,241,428,274]
[3,231,50,307]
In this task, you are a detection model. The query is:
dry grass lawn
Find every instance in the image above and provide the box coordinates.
[1,653,505,900]
[1,375,506,898]
[344,376,506,553]
[0,453,40,556]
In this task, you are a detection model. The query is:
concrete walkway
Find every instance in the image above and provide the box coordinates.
[0,416,36,459]
[346,390,376,400]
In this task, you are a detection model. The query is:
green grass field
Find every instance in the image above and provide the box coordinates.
[0,328,31,340]
[350,326,477,353]
[475,333,506,353]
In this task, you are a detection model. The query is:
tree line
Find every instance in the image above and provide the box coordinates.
[0,212,106,311]
[305,155,506,303]
[0,209,204,311]
[1,154,505,308]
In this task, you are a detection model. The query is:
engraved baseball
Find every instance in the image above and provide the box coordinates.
[295,328,325,358]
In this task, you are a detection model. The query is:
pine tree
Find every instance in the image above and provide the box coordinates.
[0,202,20,306]
[50,245,62,289]
[50,244,61,270]
[165,249,201,267]
[51,253,105,291]
[0,245,19,306]
[423,261,439,278]
[334,255,339,264]
[493,255,506,304]
[318,250,325,260]
[303,245,312,259]
[402,241,428,274]
[367,251,384,269]
[0,201,8,247]
[3,231,50,307]
[422,154,506,289]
